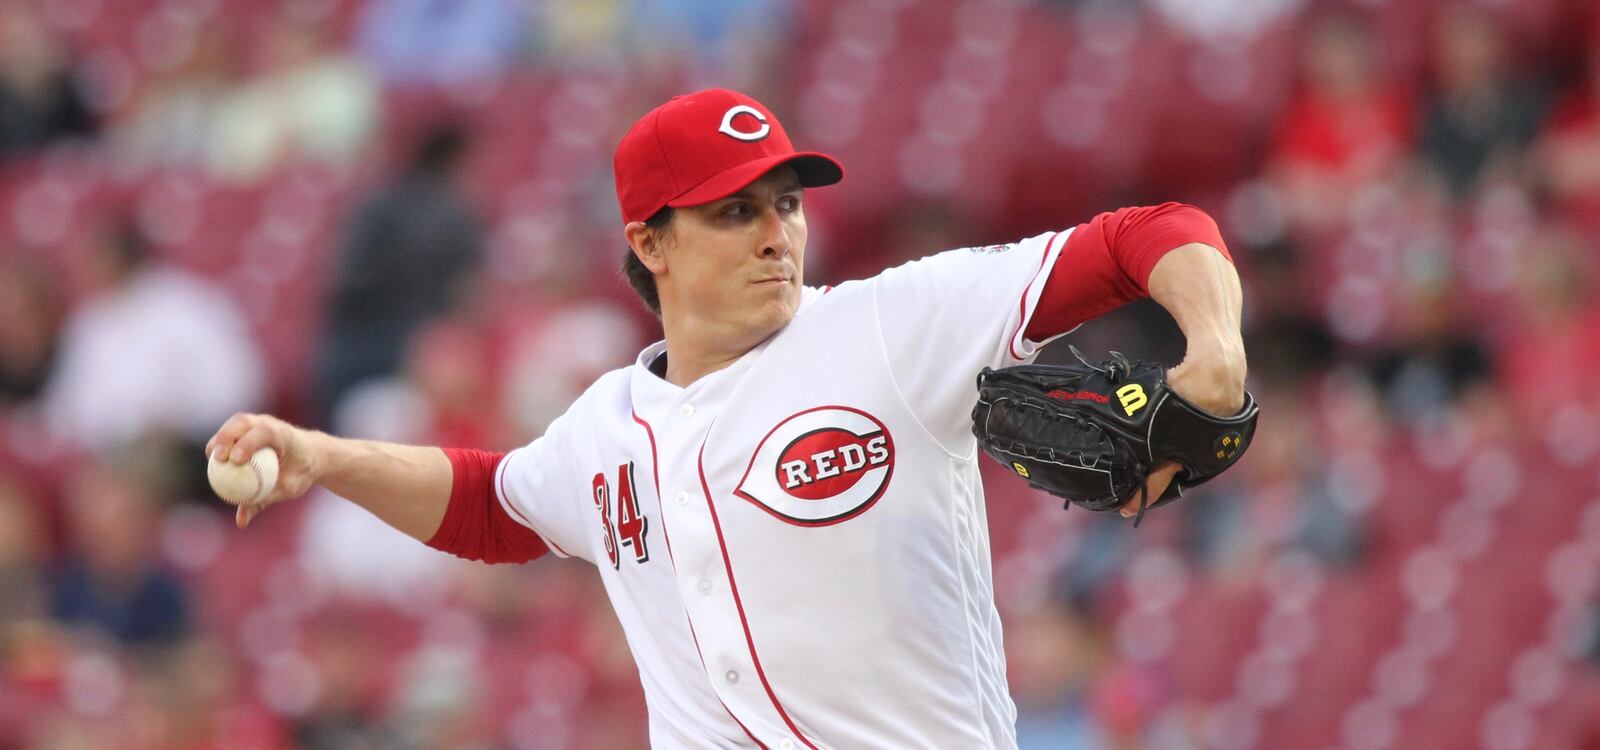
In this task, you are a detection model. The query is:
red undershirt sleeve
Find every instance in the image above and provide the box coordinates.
[1023,202,1232,341]
[426,448,550,564]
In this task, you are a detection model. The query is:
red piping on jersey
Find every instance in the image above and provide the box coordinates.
[698,440,821,750]
[630,411,675,566]
[633,411,762,747]
[1008,231,1063,360]
[494,457,572,558]
[686,605,769,749]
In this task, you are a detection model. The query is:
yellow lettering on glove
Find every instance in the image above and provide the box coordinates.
[1116,384,1148,416]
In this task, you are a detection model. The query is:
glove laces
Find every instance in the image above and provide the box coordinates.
[1069,345,1153,527]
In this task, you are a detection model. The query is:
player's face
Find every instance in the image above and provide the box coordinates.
[662,167,807,342]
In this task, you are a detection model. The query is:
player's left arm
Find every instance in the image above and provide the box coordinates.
[1024,202,1247,511]
[1025,203,1245,411]
[1144,242,1246,415]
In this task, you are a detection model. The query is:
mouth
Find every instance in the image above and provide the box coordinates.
[752,275,792,287]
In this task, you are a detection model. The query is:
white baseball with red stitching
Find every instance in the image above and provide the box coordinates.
[207,447,279,506]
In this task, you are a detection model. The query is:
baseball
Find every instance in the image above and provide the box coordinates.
[207,447,279,506]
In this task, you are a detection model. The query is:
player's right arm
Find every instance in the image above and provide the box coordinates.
[207,413,452,536]
[206,413,551,565]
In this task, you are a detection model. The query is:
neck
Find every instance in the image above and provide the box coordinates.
[658,305,766,387]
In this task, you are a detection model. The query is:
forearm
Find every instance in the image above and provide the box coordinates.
[1147,242,1247,413]
[303,431,454,542]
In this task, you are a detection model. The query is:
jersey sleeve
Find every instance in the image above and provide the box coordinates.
[867,230,1071,453]
[493,409,592,562]
[427,448,549,564]
[1024,203,1230,338]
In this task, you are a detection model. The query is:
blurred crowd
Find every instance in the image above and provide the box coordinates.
[2,0,1599,748]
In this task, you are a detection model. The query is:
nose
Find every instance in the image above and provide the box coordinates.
[758,207,790,259]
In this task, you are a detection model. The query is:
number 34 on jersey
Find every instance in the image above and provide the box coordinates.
[591,463,650,568]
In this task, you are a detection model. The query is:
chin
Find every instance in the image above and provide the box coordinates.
[751,298,797,338]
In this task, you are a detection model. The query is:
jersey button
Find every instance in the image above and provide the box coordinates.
[724,669,739,684]
[678,404,695,418]
[697,578,712,594]
[780,740,795,750]
[673,491,689,506]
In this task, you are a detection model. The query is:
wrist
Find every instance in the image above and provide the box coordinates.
[294,428,332,486]
[1171,344,1248,416]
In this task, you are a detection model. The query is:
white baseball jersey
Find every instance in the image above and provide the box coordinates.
[497,229,1072,749]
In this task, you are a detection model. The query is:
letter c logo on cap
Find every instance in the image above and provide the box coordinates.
[718,105,770,142]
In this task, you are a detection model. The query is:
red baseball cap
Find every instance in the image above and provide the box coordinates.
[613,88,844,224]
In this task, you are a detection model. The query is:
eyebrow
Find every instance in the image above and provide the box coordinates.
[726,180,804,201]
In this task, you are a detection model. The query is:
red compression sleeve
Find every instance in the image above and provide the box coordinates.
[426,448,549,564]
[1024,203,1232,340]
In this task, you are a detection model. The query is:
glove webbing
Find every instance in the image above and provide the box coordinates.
[1067,346,1158,527]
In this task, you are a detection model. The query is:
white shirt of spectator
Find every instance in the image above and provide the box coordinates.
[43,267,266,452]
[498,230,1071,749]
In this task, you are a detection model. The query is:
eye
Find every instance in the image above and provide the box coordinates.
[777,195,801,213]
[722,203,752,219]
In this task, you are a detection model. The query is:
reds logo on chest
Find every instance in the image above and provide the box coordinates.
[734,406,896,526]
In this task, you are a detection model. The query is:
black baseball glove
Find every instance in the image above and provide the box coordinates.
[972,347,1259,526]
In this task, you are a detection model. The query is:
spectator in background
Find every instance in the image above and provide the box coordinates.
[291,610,397,750]
[1496,225,1600,428]
[207,13,379,182]
[1367,279,1492,428]
[41,221,265,453]
[1009,603,1111,749]
[501,299,643,438]
[356,0,529,87]
[120,636,284,750]
[1535,35,1600,231]
[534,0,629,69]
[0,471,49,630]
[627,0,794,90]
[119,19,243,171]
[0,260,61,408]
[1418,3,1545,198]
[316,124,483,422]
[1237,242,1337,389]
[1181,388,1368,574]
[0,2,96,159]
[50,451,191,647]
[1268,11,1412,233]
[302,318,504,607]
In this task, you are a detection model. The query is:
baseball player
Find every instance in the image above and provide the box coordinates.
[208,88,1246,748]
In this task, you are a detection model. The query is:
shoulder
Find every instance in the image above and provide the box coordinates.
[569,366,636,413]
[857,230,1065,288]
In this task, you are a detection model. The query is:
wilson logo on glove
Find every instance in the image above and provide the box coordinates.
[1116,383,1148,415]
[972,347,1259,527]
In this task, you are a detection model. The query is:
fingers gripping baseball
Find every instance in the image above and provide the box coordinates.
[204,413,317,528]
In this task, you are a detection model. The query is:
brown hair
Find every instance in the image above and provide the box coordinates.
[622,207,674,315]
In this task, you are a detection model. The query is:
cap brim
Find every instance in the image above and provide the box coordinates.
[667,152,844,209]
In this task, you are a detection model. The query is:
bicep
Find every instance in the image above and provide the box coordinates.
[1025,203,1229,339]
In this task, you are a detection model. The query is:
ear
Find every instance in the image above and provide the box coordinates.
[624,221,669,274]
